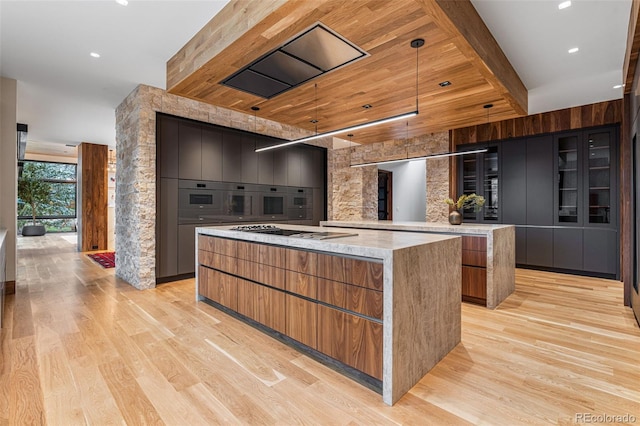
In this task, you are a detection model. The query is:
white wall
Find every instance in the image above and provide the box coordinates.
[380,160,426,221]
[0,77,17,282]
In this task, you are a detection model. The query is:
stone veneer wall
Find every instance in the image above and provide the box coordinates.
[115,84,329,289]
[328,133,450,222]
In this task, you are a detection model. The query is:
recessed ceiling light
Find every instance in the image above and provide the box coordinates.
[439,81,452,87]
[115,0,128,5]
[568,47,579,54]
[558,1,571,10]
[613,84,624,89]
[362,104,373,109]
[90,52,100,58]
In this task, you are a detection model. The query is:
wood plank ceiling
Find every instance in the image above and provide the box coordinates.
[167,0,528,145]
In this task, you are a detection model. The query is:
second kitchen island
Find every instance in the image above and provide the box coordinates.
[195,224,461,405]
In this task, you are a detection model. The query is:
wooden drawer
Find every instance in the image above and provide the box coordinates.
[462,265,487,303]
[198,266,238,311]
[286,294,317,349]
[317,305,382,380]
[237,241,286,268]
[461,249,487,267]
[317,254,383,291]
[198,250,237,275]
[236,260,286,291]
[317,278,383,320]
[462,235,487,252]
[286,249,317,275]
[198,234,215,252]
[286,271,317,298]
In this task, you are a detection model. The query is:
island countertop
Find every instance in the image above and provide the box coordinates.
[195,223,461,405]
[320,219,513,235]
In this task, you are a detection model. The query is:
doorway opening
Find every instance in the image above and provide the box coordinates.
[378,170,392,220]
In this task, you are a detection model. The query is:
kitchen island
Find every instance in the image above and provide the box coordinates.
[195,224,461,405]
[321,220,515,309]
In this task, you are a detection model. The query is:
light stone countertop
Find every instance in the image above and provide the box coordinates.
[321,220,514,235]
[196,223,459,259]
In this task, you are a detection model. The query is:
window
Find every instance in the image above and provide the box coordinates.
[17,160,77,233]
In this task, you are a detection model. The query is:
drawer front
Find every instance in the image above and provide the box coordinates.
[461,249,487,267]
[286,271,317,298]
[198,235,215,252]
[237,241,286,268]
[461,235,487,252]
[317,278,346,309]
[346,285,383,320]
[286,294,317,349]
[462,265,487,302]
[199,250,237,275]
[317,254,383,291]
[286,249,317,275]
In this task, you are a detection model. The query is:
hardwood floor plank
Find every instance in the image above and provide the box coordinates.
[3,233,639,425]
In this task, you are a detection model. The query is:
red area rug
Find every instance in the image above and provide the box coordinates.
[88,252,115,268]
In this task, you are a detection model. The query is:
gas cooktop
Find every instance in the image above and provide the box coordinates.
[229,225,357,240]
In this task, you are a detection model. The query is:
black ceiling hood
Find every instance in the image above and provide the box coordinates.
[221,23,369,99]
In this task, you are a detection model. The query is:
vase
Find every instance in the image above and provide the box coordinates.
[448,210,462,225]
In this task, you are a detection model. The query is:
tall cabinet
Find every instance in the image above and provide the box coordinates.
[457,125,619,278]
[459,145,500,222]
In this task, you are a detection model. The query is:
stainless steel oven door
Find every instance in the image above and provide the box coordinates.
[260,186,288,220]
[224,191,258,221]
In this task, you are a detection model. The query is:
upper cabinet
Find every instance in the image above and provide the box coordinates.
[553,127,617,228]
[156,113,326,188]
[457,144,500,223]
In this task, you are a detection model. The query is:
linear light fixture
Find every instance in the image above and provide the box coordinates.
[350,148,488,168]
[255,111,418,152]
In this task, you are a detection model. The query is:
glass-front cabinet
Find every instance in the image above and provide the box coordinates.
[556,134,580,224]
[586,131,612,225]
[553,127,617,228]
[457,145,500,222]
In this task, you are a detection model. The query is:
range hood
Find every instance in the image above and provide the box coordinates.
[221,23,368,99]
[17,123,27,160]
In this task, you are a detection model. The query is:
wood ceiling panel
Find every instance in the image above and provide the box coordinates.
[167,0,528,145]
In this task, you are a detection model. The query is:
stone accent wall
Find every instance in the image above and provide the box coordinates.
[115,84,328,289]
[328,132,450,222]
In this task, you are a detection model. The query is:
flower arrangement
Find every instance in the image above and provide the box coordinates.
[444,193,486,212]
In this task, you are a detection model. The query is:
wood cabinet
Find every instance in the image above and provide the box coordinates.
[461,235,487,304]
[197,234,384,380]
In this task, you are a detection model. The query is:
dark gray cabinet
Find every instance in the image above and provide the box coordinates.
[526,228,553,267]
[201,127,223,181]
[457,144,499,222]
[526,136,554,226]
[157,178,178,278]
[553,228,583,270]
[464,125,619,278]
[273,149,288,186]
[583,228,618,275]
[156,113,327,282]
[179,121,203,181]
[501,138,527,225]
[158,115,180,179]
[222,131,243,182]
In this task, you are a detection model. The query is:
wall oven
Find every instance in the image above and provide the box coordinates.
[224,184,260,222]
[178,180,225,224]
[287,187,313,220]
[260,186,288,220]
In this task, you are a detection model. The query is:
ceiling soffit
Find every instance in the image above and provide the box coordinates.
[167,0,528,145]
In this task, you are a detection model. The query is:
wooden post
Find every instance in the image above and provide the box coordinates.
[77,143,108,252]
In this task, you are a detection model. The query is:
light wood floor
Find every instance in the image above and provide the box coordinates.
[1,233,639,425]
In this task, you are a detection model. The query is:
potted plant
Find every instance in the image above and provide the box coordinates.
[444,193,486,225]
[17,174,52,236]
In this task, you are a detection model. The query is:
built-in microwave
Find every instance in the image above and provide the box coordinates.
[177,180,225,224]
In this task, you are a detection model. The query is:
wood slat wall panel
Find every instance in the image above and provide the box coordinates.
[451,100,623,146]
